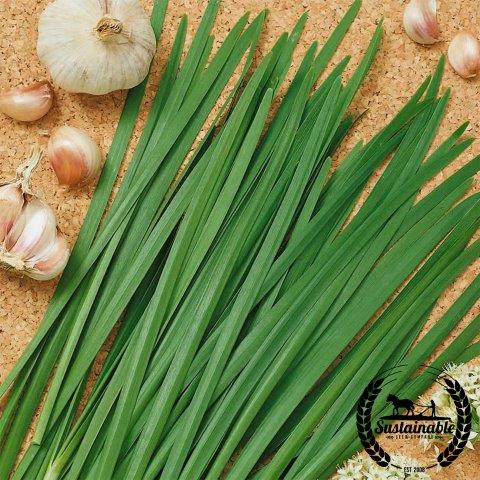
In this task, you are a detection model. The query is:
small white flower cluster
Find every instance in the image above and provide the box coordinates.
[420,362,480,452]
[336,453,431,480]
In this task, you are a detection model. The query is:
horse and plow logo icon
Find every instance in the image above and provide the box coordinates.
[384,393,447,421]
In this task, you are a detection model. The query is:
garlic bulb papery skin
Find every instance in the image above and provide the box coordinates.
[49,126,102,187]
[448,32,480,79]
[0,81,54,122]
[26,232,70,281]
[0,184,24,242]
[5,198,58,261]
[0,147,70,281]
[1,199,69,281]
[37,0,156,95]
[403,0,440,45]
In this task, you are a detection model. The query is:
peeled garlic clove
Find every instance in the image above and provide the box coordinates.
[0,184,24,242]
[0,80,53,122]
[403,0,440,45]
[27,232,69,281]
[448,32,480,79]
[37,0,156,95]
[48,126,102,187]
[5,198,57,262]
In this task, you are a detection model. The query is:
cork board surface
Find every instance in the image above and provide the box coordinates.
[0,0,479,478]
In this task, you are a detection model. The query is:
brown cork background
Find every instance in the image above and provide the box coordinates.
[0,0,479,478]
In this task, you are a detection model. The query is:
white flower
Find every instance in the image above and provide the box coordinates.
[431,390,450,408]
[443,364,480,398]
[364,472,386,480]
[386,470,405,479]
[410,473,431,480]
[336,461,363,480]
[365,466,390,480]
[337,453,431,480]
[419,363,480,453]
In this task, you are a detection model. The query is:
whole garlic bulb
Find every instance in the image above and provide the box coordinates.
[37,0,156,95]
[48,126,102,187]
[0,148,70,281]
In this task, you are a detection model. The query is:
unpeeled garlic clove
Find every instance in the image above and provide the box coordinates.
[27,232,70,281]
[448,32,480,79]
[0,80,54,122]
[5,198,57,261]
[403,0,440,45]
[48,126,102,187]
[0,184,24,242]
